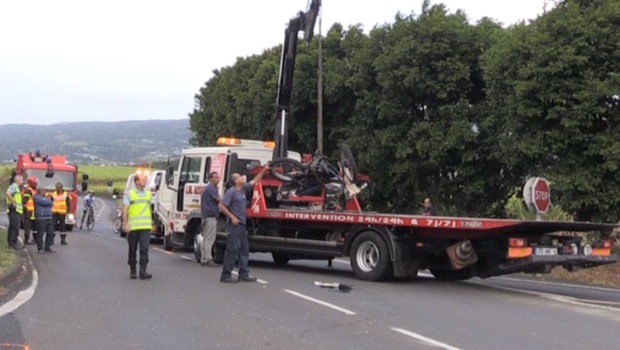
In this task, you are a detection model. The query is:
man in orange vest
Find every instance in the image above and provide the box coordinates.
[52,182,71,245]
[21,176,38,245]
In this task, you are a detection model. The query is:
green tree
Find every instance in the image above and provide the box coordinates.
[483,0,620,222]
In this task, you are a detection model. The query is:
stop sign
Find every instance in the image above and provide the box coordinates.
[523,177,551,215]
[532,178,550,213]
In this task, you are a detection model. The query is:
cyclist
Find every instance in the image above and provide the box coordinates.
[79,190,96,230]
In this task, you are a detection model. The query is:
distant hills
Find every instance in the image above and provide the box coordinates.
[0,119,191,165]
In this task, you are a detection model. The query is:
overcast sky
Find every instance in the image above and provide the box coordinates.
[0,0,545,126]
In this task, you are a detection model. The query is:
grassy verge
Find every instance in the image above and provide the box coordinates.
[542,262,620,288]
[0,229,17,277]
[79,165,135,194]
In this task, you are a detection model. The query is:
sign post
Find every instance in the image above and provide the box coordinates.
[523,177,551,221]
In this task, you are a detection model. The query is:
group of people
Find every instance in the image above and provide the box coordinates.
[198,165,271,283]
[5,175,73,253]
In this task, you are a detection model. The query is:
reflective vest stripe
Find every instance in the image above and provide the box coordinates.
[52,191,68,214]
[127,190,152,231]
[24,189,36,219]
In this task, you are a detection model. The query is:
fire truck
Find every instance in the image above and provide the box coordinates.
[156,0,618,281]
[12,151,88,231]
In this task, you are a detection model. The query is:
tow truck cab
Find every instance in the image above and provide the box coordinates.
[157,137,300,250]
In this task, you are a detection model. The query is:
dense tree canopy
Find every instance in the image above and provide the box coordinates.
[189,0,620,222]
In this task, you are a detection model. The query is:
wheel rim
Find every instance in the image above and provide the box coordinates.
[356,241,379,272]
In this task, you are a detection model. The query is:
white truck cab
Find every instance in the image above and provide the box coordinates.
[157,137,301,251]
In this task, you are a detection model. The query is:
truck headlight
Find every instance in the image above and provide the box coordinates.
[583,244,593,256]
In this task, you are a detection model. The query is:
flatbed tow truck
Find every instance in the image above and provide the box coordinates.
[158,0,618,281]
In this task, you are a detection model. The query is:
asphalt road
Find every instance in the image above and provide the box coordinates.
[1,198,620,350]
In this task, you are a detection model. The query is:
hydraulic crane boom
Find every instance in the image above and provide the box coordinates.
[273,0,321,160]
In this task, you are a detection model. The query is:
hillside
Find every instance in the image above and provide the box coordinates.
[0,119,190,164]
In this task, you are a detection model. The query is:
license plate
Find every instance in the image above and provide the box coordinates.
[535,247,557,256]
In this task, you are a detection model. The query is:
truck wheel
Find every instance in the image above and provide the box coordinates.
[350,231,393,281]
[163,234,174,251]
[429,267,474,281]
[212,244,224,264]
[272,253,290,265]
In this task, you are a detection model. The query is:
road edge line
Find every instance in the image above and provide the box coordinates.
[0,249,39,318]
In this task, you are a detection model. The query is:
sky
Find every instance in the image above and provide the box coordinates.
[0,0,546,126]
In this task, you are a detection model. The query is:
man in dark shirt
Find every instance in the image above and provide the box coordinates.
[200,172,221,267]
[218,164,270,283]
[421,197,438,216]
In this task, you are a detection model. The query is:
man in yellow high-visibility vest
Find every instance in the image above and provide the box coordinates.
[123,173,153,280]
[52,183,71,245]
[5,175,24,250]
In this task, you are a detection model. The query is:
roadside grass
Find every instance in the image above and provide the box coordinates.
[0,229,16,276]
[543,262,620,288]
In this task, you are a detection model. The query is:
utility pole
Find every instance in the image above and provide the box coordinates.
[316,5,324,154]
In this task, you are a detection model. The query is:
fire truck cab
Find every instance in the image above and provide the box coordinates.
[12,151,87,231]
[156,137,301,251]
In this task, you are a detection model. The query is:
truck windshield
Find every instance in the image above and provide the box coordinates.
[26,170,76,191]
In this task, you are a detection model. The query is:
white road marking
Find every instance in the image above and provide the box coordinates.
[391,327,464,350]
[153,247,173,255]
[485,284,620,313]
[0,225,6,229]
[0,252,39,318]
[112,237,125,242]
[495,276,620,293]
[181,255,195,262]
[283,289,356,315]
[91,232,103,236]
[230,271,268,284]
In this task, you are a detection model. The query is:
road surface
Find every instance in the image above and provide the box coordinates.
[0,198,619,350]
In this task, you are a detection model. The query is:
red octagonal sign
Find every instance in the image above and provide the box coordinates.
[533,178,550,213]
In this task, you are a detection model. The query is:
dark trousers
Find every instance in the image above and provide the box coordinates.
[7,211,20,247]
[127,229,150,267]
[36,219,54,251]
[53,214,66,233]
[221,223,249,278]
[22,211,33,242]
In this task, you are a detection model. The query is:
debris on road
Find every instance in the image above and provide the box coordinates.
[314,281,352,292]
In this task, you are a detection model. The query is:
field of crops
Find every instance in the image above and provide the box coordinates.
[79,165,135,194]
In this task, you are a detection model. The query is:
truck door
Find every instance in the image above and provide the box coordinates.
[176,156,203,212]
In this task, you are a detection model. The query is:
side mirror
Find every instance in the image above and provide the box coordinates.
[165,166,174,185]
[82,182,88,192]
[45,170,55,178]
[82,174,89,181]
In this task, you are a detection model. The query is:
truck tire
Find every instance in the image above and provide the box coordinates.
[350,231,393,281]
[212,244,224,264]
[429,267,474,281]
[163,233,174,251]
[272,253,290,265]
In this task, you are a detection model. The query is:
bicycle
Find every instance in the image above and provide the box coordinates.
[112,208,122,234]
[85,206,95,231]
